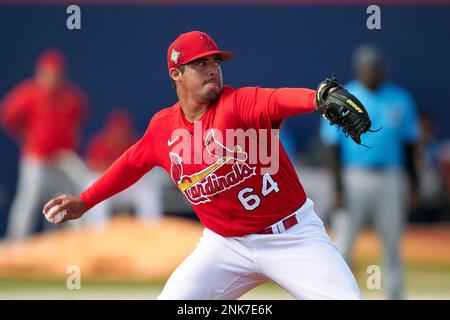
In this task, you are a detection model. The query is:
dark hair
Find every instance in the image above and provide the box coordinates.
[171,64,185,89]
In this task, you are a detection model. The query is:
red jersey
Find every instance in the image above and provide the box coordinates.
[0,79,87,159]
[81,86,316,237]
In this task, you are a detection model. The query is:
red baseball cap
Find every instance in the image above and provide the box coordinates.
[36,49,66,72]
[167,31,233,71]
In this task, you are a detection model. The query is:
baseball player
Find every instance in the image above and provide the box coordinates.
[43,31,371,299]
[1,49,88,241]
[321,45,420,299]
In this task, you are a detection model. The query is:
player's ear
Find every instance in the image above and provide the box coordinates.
[169,68,182,82]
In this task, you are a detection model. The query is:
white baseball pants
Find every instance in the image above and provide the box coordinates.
[158,199,361,300]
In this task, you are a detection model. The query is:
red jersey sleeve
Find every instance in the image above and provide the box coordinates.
[80,121,157,210]
[234,87,316,129]
[0,81,33,137]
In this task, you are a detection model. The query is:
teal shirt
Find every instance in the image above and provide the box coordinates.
[320,80,419,168]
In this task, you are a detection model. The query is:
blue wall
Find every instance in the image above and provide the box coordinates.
[1,5,449,233]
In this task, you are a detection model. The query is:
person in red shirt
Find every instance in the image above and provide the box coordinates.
[43,31,361,299]
[1,49,88,240]
[86,110,137,173]
[82,110,163,228]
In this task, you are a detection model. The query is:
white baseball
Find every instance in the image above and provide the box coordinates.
[45,206,67,224]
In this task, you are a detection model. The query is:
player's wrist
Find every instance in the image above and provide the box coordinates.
[78,197,88,214]
[79,192,92,211]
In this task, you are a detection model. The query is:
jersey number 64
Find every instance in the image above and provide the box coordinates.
[237,173,280,211]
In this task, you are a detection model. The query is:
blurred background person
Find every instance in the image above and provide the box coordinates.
[440,142,450,211]
[81,109,163,229]
[0,49,88,241]
[320,44,420,299]
[413,114,448,221]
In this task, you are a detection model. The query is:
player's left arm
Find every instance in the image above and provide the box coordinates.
[235,79,372,145]
[265,87,317,120]
[43,120,158,224]
[234,86,316,130]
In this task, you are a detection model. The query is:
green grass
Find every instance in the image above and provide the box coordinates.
[1,265,449,300]
[0,277,165,290]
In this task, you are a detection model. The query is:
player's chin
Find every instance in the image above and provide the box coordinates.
[202,83,222,102]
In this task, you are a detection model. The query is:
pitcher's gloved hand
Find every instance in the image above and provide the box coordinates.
[316,75,372,144]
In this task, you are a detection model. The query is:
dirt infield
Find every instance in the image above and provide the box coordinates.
[0,217,204,280]
[0,217,449,281]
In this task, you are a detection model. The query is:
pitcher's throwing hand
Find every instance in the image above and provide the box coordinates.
[42,195,87,225]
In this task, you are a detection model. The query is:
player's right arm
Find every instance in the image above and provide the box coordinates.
[43,123,157,224]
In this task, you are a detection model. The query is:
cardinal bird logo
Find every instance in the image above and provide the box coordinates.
[169,129,255,205]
